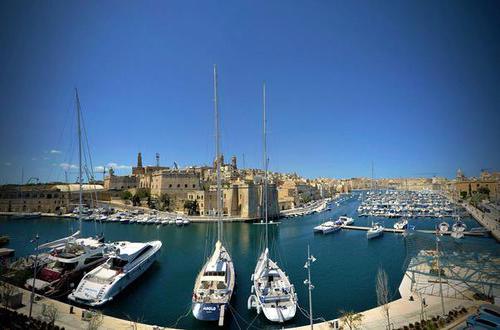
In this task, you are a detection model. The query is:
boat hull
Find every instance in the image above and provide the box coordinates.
[367,230,383,239]
[192,302,227,321]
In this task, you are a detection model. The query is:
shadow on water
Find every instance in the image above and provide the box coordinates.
[1,193,498,329]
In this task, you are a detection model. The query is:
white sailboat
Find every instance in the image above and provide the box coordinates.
[25,89,107,298]
[248,82,297,323]
[192,65,235,325]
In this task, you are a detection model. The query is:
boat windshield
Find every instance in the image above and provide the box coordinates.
[108,257,128,270]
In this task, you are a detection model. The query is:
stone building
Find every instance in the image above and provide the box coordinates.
[0,184,105,213]
[104,169,138,190]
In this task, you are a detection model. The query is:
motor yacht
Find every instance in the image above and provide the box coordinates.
[25,236,109,298]
[68,240,162,306]
[367,222,384,239]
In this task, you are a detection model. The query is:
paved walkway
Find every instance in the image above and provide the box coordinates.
[293,265,485,330]
[4,283,173,330]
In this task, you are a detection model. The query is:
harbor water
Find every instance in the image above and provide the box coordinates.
[1,193,498,329]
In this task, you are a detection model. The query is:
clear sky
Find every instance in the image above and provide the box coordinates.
[1,0,499,184]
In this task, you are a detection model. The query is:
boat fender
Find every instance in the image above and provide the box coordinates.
[251,285,254,294]
[247,295,253,310]
[256,303,261,314]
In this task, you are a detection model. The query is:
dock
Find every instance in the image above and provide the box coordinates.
[341,225,489,237]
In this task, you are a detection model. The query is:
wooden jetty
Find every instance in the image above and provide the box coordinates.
[341,225,489,237]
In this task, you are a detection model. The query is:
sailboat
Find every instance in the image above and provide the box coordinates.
[25,89,107,298]
[451,216,466,239]
[192,66,235,325]
[248,82,297,323]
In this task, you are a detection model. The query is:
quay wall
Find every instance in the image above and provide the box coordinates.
[463,203,500,242]
[1,282,173,330]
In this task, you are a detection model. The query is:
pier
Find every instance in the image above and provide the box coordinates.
[341,225,489,237]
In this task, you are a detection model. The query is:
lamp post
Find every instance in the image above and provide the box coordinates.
[304,244,316,329]
[29,234,40,318]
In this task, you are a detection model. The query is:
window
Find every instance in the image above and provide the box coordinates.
[177,184,180,188]
[169,184,172,188]
[192,184,195,188]
[84,254,103,265]
[185,184,188,188]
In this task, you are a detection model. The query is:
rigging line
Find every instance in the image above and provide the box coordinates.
[245,313,260,330]
[230,306,242,330]
[227,303,263,330]
[170,303,192,328]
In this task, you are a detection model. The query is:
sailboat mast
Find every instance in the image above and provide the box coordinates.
[263,82,268,250]
[75,88,83,233]
[214,65,222,242]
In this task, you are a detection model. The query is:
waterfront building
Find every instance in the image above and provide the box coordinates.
[0,184,105,213]
[104,168,138,190]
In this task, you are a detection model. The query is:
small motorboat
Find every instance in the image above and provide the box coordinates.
[175,216,184,226]
[438,222,449,233]
[393,219,408,230]
[322,220,343,234]
[367,222,384,239]
[338,215,354,225]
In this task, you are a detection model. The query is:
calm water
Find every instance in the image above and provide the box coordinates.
[1,193,498,329]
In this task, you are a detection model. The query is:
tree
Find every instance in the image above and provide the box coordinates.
[121,191,132,201]
[41,303,59,325]
[339,310,364,330]
[88,310,104,330]
[132,194,141,206]
[184,200,199,215]
[459,191,467,200]
[136,188,150,199]
[477,186,490,196]
[159,193,170,211]
[471,192,488,207]
[376,267,391,330]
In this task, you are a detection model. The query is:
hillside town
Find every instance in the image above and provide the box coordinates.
[0,152,498,220]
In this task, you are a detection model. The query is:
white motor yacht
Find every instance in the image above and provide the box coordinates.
[68,240,162,306]
[25,236,109,297]
[393,219,408,230]
[338,215,354,225]
[367,222,384,239]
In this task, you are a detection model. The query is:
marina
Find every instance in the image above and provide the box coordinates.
[1,192,498,329]
[357,190,464,218]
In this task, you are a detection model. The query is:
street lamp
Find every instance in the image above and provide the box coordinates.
[29,234,39,318]
[304,244,316,329]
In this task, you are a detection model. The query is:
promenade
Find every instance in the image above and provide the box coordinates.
[2,283,172,330]
[293,251,492,330]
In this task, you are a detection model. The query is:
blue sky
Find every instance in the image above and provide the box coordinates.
[0,0,499,183]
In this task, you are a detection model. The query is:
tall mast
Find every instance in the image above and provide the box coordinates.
[214,65,222,242]
[75,88,83,233]
[263,82,268,250]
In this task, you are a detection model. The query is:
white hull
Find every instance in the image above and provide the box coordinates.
[192,241,235,322]
[248,249,297,323]
[68,241,162,306]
